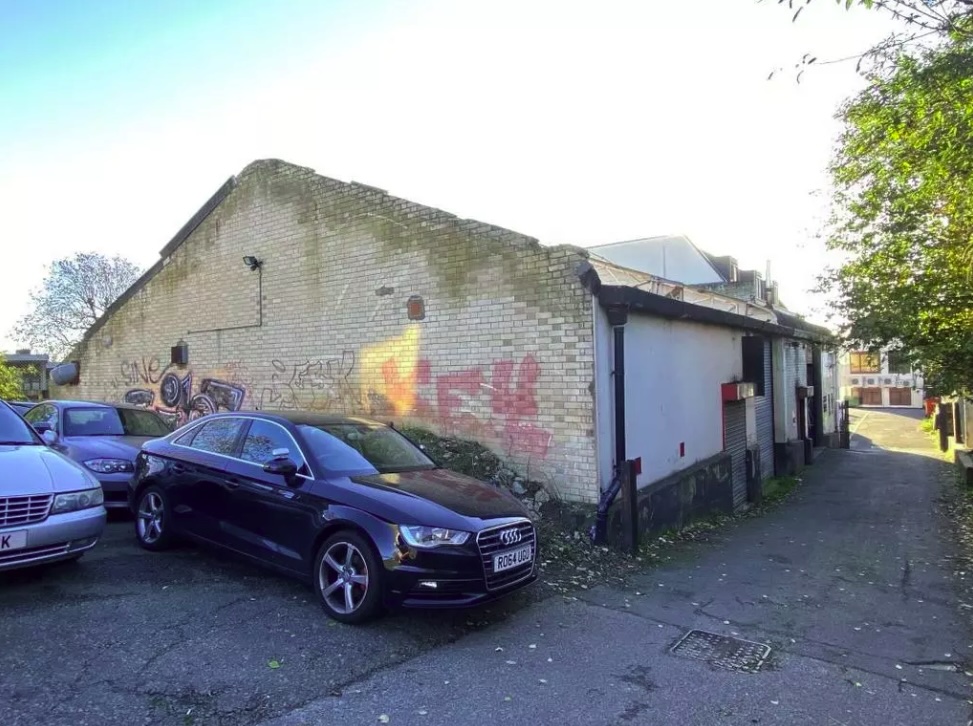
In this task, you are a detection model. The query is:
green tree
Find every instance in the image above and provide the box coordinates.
[12,252,141,360]
[822,27,973,393]
[0,361,25,400]
[764,1,973,80]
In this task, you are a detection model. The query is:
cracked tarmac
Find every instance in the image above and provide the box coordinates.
[2,408,971,725]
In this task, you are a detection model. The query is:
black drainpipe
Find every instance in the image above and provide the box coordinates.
[594,304,629,544]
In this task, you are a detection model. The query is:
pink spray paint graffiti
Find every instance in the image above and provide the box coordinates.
[379,354,553,459]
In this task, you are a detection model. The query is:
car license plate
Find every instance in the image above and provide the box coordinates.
[0,530,27,552]
[493,544,533,572]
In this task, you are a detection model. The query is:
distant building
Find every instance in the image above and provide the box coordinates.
[587,235,725,285]
[838,347,924,408]
[3,349,50,400]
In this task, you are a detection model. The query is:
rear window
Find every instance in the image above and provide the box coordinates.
[64,407,171,437]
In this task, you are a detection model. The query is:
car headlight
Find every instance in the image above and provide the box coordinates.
[51,487,104,514]
[84,458,134,474]
[399,525,470,548]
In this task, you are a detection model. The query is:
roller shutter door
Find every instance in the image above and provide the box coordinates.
[724,400,748,510]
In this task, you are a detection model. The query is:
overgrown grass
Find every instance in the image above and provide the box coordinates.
[920,416,936,435]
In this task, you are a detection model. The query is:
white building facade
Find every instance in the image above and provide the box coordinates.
[838,347,925,408]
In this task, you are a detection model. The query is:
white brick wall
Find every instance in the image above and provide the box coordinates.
[61,159,600,502]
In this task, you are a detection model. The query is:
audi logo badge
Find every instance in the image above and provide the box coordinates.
[499,528,522,546]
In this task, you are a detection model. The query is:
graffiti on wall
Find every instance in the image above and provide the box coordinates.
[259,351,357,412]
[363,339,553,458]
[116,356,249,429]
[109,334,555,460]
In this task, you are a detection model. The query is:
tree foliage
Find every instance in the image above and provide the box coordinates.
[823,28,973,394]
[0,361,24,401]
[763,0,973,80]
[13,253,141,361]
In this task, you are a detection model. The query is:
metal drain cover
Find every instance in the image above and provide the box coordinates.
[670,630,771,673]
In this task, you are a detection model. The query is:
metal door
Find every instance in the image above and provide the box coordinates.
[723,400,748,510]
[754,339,775,479]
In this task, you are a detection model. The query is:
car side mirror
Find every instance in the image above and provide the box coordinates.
[42,429,58,446]
[263,457,299,484]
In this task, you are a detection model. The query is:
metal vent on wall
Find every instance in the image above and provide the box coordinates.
[850,378,859,385]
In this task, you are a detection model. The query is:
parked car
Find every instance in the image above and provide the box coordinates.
[24,401,172,510]
[129,411,537,623]
[0,400,106,572]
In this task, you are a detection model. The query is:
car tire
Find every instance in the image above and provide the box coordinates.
[313,530,383,624]
[134,486,175,551]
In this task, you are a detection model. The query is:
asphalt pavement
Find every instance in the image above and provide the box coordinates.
[264,408,973,726]
[2,408,970,726]
[0,515,539,725]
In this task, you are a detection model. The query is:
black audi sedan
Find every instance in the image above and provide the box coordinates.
[129,411,537,623]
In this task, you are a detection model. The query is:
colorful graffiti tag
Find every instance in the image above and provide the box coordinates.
[118,357,248,429]
[113,340,554,461]
[373,354,553,460]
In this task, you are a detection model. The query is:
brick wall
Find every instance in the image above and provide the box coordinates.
[59,159,599,502]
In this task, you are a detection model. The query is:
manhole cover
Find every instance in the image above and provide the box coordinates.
[670,630,771,673]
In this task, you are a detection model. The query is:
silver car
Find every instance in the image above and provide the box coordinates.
[0,400,107,572]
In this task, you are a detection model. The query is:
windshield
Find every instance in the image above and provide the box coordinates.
[0,402,41,445]
[298,423,435,475]
[64,407,172,437]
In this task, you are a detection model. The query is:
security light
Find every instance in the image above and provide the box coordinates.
[243,256,262,271]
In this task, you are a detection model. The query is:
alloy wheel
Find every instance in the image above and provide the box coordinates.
[318,541,370,614]
[137,491,164,545]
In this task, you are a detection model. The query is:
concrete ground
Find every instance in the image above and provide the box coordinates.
[2,407,970,725]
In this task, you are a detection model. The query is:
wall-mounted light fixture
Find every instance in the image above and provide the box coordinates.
[243,256,262,271]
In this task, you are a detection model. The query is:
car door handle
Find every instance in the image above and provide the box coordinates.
[172,463,188,474]
[224,478,242,489]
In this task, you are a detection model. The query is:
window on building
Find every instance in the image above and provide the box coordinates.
[850,351,881,374]
[887,350,911,375]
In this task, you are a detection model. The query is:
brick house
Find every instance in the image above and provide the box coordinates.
[55,159,834,531]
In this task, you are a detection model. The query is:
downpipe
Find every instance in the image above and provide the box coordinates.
[593,317,627,544]
[592,473,621,543]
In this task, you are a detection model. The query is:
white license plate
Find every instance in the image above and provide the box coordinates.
[0,530,27,552]
[493,544,533,572]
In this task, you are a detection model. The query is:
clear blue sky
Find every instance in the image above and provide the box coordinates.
[0,0,897,351]
[0,0,379,152]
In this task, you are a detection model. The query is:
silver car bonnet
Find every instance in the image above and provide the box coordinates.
[0,444,96,496]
